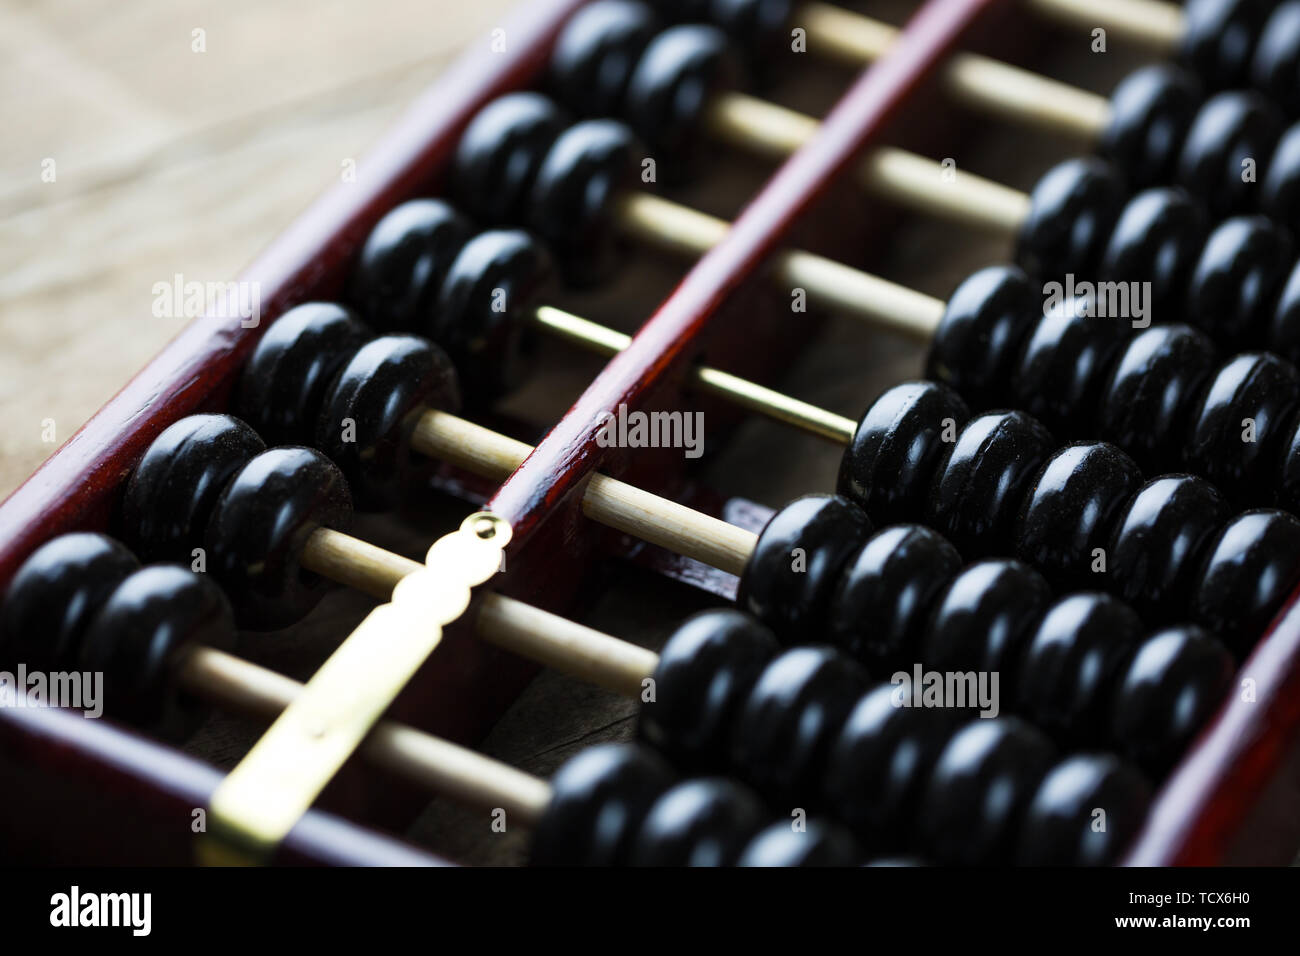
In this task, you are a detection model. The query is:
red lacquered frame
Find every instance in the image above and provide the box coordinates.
[2,0,1298,865]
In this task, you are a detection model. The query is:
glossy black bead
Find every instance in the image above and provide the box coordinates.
[628,777,768,866]
[1275,406,1300,510]
[623,24,737,177]
[347,200,473,333]
[528,120,639,286]
[728,646,868,808]
[925,266,1039,411]
[1193,509,1300,655]
[315,335,460,510]
[1109,627,1235,775]
[1181,0,1273,90]
[1095,325,1219,473]
[548,0,658,117]
[1252,3,1300,116]
[920,560,1052,685]
[1177,92,1282,218]
[708,0,795,76]
[1099,187,1208,318]
[825,525,962,670]
[204,447,353,630]
[1015,158,1125,279]
[924,411,1056,557]
[917,718,1056,866]
[735,819,860,867]
[1014,442,1143,591]
[1187,216,1293,346]
[1011,298,1132,438]
[120,414,266,564]
[530,743,675,866]
[236,303,373,446]
[450,92,567,223]
[1100,65,1202,188]
[1182,352,1300,502]
[836,381,970,523]
[1108,476,1231,625]
[1274,261,1300,367]
[1015,594,1143,745]
[433,229,553,399]
[1014,754,1152,867]
[1262,123,1300,239]
[0,533,138,671]
[79,565,235,739]
[821,683,964,847]
[638,608,779,770]
[737,494,873,644]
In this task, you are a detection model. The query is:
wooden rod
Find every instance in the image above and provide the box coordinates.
[300,528,659,696]
[615,192,947,340]
[182,647,554,826]
[798,1,1111,140]
[1026,0,1184,53]
[707,91,1032,235]
[409,410,758,576]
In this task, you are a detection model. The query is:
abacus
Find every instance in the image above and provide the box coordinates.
[4,0,1300,868]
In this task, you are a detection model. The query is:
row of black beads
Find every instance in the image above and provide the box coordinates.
[635,607,1159,865]
[836,381,1300,646]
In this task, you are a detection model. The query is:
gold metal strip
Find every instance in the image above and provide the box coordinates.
[196,511,511,865]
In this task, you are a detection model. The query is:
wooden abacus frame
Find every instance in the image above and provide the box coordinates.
[2,0,1299,866]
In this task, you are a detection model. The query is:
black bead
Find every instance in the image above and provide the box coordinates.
[1014,442,1143,591]
[1193,509,1300,655]
[433,229,553,400]
[347,200,473,333]
[1182,352,1300,502]
[925,266,1039,411]
[1109,626,1235,776]
[917,717,1056,866]
[530,743,675,866]
[79,565,236,739]
[821,683,964,848]
[628,777,768,866]
[824,525,963,670]
[1101,66,1203,188]
[1276,406,1300,510]
[1265,127,1300,255]
[707,0,795,76]
[1011,298,1133,439]
[735,819,861,867]
[528,120,639,286]
[1274,260,1300,368]
[0,533,138,671]
[737,494,873,644]
[204,447,353,630]
[450,92,567,223]
[836,381,970,523]
[1015,158,1125,279]
[315,335,460,510]
[1014,754,1152,867]
[924,411,1056,557]
[1181,0,1273,90]
[728,646,868,808]
[920,560,1052,685]
[120,414,266,565]
[1098,187,1208,318]
[1095,325,1219,474]
[548,0,658,117]
[1015,594,1143,745]
[1108,476,1231,625]
[1177,92,1282,219]
[637,608,779,770]
[1252,3,1300,117]
[623,24,737,178]
[236,303,373,446]
[1187,216,1294,347]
